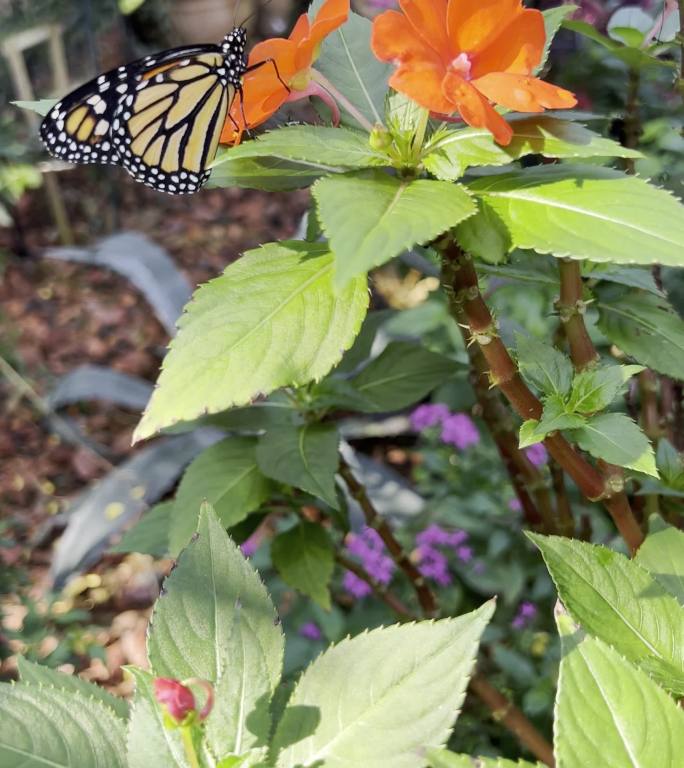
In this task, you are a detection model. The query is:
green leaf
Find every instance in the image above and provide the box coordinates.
[427,749,542,768]
[519,397,586,447]
[0,682,127,767]
[348,341,456,412]
[169,437,273,556]
[272,601,495,768]
[555,613,684,768]
[424,116,640,180]
[13,99,58,117]
[110,501,172,558]
[569,412,657,476]
[126,668,189,768]
[467,165,684,268]
[208,156,326,191]
[539,5,577,72]
[635,515,684,605]
[16,657,129,720]
[271,521,335,609]
[567,364,643,414]
[515,334,573,398]
[256,424,339,508]
[454,204,511,265]
[118,0,147,13]
[314,171,476,289]
[212,126,386,171]
[148,504,284,757]
[134,242,369,441]
[596,288,684,380]
[314,8,392,128]
[530,534,684,694]
[655,439,684,491]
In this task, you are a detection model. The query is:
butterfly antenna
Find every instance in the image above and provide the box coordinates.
[238,0,275,29]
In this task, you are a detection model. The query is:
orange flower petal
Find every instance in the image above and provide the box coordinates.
[389,62,453,114]
[442,71,513,145]
[398,0,450,61]
[247,37,298,80]
[371,10,440,64]
[471,9,545,78]
[447,0,521,55]
[289,14,310,45]
[309,0,350,43]
[473,72,577,113]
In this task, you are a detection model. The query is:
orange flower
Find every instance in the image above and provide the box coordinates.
[371,0,577,145]
[221,0,350,144]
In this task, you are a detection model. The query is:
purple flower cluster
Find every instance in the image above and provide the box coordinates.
[512,601,538,630]
[299,622,323,641]
[415,524,472,586]
[525,443,548,467]
[343,527,395,599]
[410,403,480,450]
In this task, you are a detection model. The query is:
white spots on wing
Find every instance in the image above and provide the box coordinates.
[95,119,109,135]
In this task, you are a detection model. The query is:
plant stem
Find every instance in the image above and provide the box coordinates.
[556,259,598,371]
[335,551,413,620]
[439,239,644,553]
[310,69,375,133]
[180,726,200,768]
[469,675,555,767]
[339,458,438,616]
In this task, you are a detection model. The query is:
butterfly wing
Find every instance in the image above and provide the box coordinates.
[115,48,234,194]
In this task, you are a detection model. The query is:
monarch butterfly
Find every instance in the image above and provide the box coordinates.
[40,28,248,195]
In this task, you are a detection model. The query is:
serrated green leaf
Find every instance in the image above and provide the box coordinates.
[16,657,129,720]
[272,601,495,768]
[313,7,391,127]
[596,288,684,380]
[13,98,58,117]
[515,334,574,398]
[134,242,369,441]
[424,116,640,180]
[568,364,643,414]
[110,501,171,558]
[454,203,512,264]
[655,439,684,490]
[635,515,684,605]
[0,682,127,767]
[530,534,684,694]
[519,397,585,447]
[555,615,684,768]
[256,424,339,508]
[348,341,456,412]
[314,171,476,289]
[427,748,542,768]
[539,5,577,72]
[584,264,664,295]
[519,419,543,448]
[126,668,189,768]
[569,412,657,475]
[271,522,335,610]
[208,156,326,191]
[147,505,284,704]
[169,437,273,556]
[212,126,386,171]
[467,165,684,267]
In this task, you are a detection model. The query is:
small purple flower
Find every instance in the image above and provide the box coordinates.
[519,601,538,619]
[508,498,522,512]
[525,443,548,467]
[343,570,372,599]
[417,546,452,586]
[416,523,468,550]
[240,534,259,558]
[512,600,538,630]
[410,403,450,431]
[441,413,480,450]
[472,560,487,575]
[456,545,473,563]
[299,622,323,641]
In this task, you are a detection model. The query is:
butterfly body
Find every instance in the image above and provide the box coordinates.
[40,29,247,194]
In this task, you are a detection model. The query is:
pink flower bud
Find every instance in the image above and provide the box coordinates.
[153,678,196,722]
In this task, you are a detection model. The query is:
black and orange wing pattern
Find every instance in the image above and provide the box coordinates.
[40,28,247,195]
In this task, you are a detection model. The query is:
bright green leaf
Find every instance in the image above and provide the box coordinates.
[467,166,684,268]
[455,204,512,265]
[424,117,640,180]
[555,612,684,768]
[635,515,684,605]
[134,242,369,441]
[349,341,456,412]
[208,155,326,191]
[569,412,657,476]
[427,749,542,768]
[272,601,495,768]
[16,657,129,720]
[256,424,339,508]
[596,288,684,380]
[110,501,172,558]
[0,682,126,767]
[118,0,147,13]
[313,171,476,289]
[655,440,684,491]
[539,5,577,72]
[516,334,574,398]
[271,521,335,609]
[568,364,643,414]
[169,437,273,556]
[530,534,684,694]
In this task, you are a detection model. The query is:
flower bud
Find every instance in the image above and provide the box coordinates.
[153,678,196,723]
[369,124,393,151]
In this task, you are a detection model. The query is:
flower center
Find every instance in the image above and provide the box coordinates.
[450,52,472,80]
[290,69,311,91]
